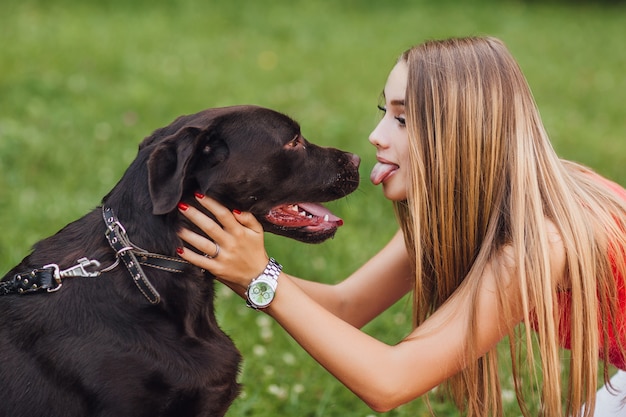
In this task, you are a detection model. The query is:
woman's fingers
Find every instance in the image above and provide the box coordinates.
[231,209,264,233]
[178,200,226,242]
[194,194,264,234]
[177,195,270,286]
[193,195,240,230]
[178,227,220,258]
[177,227,232,279]
[176,239,211,269]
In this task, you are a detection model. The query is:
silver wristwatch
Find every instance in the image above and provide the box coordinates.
[245,258,282,309]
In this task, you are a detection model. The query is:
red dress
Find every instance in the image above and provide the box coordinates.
[555,175,626,370]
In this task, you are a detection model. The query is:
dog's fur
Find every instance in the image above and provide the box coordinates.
[0,105,360,417]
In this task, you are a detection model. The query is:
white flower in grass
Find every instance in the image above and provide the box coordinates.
[502,389,516,403]
[282,352,296,365]
[260,326,273,341]
[268,384,288,399]
[292,383,305,394]
[256,315,273,340]
[393,312,406,325]
[263,366,275,376]
[252,345,267,356]
[256,315,272,328]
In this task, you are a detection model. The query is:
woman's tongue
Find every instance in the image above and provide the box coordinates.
[370,162,399,185]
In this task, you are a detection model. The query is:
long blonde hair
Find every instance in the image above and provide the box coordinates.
[394,36,626,416]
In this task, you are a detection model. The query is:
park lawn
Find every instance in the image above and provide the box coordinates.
[1,0,625,415]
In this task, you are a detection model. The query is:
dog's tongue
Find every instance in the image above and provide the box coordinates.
[370,162,398,185]
[298,203,342,223]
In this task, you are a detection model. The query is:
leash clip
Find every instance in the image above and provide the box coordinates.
[43,258,102,293]
[55,257,102,279]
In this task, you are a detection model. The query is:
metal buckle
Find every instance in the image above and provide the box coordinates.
[41,263,62,292]
[43,258,102,293]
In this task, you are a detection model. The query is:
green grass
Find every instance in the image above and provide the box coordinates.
[1,0,625,415]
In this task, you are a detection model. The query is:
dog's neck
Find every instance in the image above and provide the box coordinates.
[102,157,183,256]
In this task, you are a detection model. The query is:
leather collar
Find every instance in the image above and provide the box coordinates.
[102,205,189,304]
[0,207,189,302]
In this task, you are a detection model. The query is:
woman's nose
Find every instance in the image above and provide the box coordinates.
[368,121,387,148]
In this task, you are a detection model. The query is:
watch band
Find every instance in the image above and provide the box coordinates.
[245,258,282,309]
[262,258,282,283]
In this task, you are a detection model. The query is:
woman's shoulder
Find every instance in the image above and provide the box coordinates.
[493,219,567,289]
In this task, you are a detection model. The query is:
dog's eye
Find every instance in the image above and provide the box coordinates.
[285,135,306,150]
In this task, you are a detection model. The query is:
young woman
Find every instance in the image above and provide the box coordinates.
[176,36,626,417]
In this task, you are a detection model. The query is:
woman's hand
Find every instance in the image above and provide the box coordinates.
[177,194,269,288]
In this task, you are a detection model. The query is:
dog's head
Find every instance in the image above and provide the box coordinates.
[142,105,360,243]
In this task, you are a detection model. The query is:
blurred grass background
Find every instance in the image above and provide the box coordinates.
[1,0,625,415]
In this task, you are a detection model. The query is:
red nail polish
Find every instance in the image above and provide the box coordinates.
[176,247,184,254]
[195,192,205,199]
[178,202,189,211]
[233,209,242,215]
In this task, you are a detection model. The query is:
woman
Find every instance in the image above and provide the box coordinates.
[176,36,626,416]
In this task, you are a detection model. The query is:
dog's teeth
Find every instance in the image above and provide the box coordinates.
[289,205,299,212]
[299,211,306,217]
[323,215,329,222]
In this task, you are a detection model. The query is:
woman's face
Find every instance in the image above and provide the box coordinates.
[369,61,409,201]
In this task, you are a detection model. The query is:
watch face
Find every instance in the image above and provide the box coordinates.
[248,280,275,308]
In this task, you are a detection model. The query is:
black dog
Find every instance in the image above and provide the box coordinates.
[0,105,360,417]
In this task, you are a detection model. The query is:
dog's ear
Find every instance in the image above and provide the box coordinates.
[147,127,200,215]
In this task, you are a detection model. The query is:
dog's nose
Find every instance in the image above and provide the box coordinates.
[349,153,361,168]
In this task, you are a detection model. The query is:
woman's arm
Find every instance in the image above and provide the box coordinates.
[263,254,526,412]
[290,230,413,328]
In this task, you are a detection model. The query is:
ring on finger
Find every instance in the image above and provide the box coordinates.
[204,242,220,259]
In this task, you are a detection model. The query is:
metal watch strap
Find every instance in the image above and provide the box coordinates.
[246,258,282,309]
[262,258,282,283]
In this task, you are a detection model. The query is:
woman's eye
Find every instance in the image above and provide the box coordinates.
[378,104,405,126]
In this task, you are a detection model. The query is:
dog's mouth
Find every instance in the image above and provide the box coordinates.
[265,203,343,235]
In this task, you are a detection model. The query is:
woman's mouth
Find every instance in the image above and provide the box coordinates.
[370,161,399,185]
